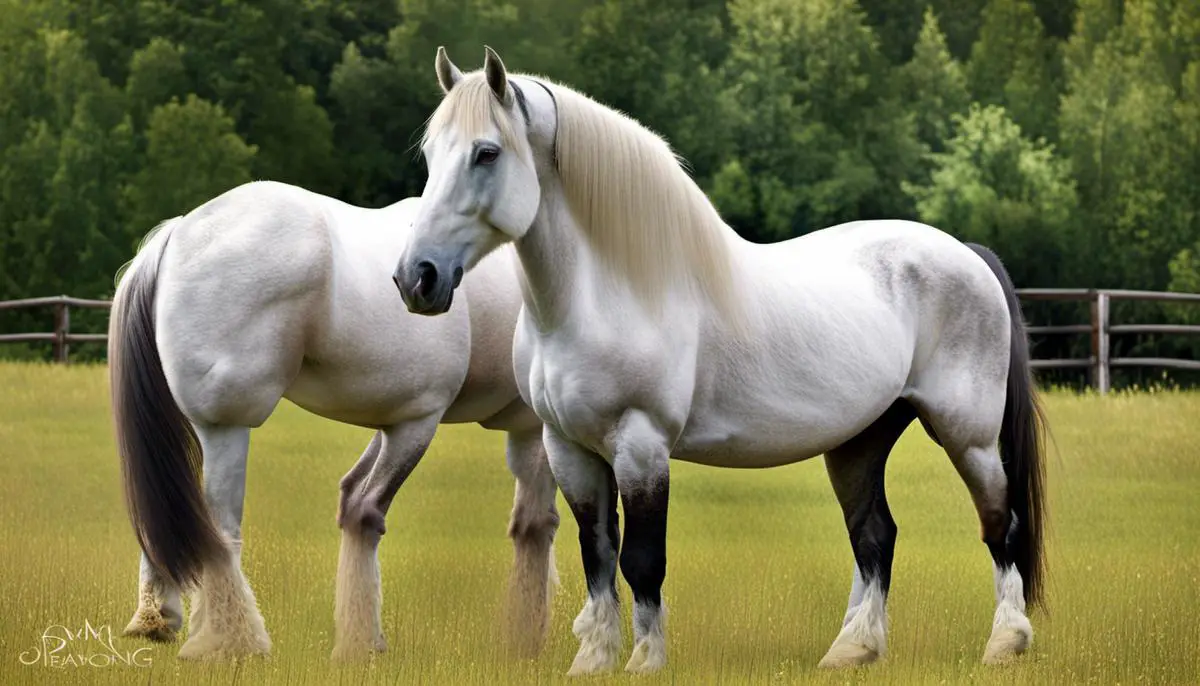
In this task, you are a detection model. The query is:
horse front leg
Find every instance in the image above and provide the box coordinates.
[544,426,624,676]
[501,427,560,658]
[608,410,671,675]
[332,418,440,661]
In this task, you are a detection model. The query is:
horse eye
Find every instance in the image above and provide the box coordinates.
[474,147,500,166]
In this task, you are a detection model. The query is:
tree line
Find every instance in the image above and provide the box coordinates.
[1,0,1198,383]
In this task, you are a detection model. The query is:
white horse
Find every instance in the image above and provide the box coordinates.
[391,47,1048,676]
[108,180,559,661]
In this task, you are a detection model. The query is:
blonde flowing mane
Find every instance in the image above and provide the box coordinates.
[424,73,742,325]
[550,83,742,324]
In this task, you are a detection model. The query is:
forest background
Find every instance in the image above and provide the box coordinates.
[2,0,1198,383]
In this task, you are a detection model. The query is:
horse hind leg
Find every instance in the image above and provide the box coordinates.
[178,424,272,660]
[919,382,1041,665]
[123,554,185,642]
[501,427,560,658]
[332,417,440,661]
[818,400,916,669]
[950,442,1035,664]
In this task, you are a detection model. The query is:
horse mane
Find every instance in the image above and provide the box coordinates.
[424,72,743,326]
[548,82,742,325]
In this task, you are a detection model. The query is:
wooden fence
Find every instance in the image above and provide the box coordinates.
[0,296,112,363]
[2,289,1199,393]
[1017,288,1200,393]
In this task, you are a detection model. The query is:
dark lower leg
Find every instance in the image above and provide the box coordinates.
[819,402,911,667]
[617,477,669,672]
[543,428,622,675]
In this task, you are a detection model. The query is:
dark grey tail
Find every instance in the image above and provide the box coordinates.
[967,242,1048,610]
[108,220,226,588]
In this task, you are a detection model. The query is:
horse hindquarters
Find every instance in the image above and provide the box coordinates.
[110,219,228,645]
[963,243,1047,663]
[119,191,328,659]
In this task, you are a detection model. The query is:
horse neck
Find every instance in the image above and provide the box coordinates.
[512,181,585,331]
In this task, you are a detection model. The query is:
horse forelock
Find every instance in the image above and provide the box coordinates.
[420,74,528,158]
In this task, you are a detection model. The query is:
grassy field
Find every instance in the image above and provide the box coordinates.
[0,362,1197,685]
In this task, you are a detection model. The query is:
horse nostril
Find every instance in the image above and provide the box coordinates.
[392,274,402,291]
[415,261,439,296]
[452,265,464,288]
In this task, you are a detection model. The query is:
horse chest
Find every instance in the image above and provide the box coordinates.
[518,324,696,455]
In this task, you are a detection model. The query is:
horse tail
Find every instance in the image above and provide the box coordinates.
[966,242,1048,610]
[109,218,226,588]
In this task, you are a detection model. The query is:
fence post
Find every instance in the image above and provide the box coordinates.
[1090,291,1110,394]
[53,299,70,364]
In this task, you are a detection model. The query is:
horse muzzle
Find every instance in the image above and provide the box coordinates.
[393,258,463,315]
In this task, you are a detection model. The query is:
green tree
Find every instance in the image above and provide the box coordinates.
[929,0,988,61]
[127,95,256,234]
[968,0,1062,142]
[1031,0,1080,40]
[125,37,189,127]
[1060,0,1198,289]
[904,104,1079,287]
[571,0,732,185]
[0,27,136,303]
[715,0,923,240]
[899,7,971,155]
[858,0,925,64]
[1166,243,1200,323]
[328,42,414,207]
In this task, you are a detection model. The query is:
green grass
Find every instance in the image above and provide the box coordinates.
[0,362,1197,685]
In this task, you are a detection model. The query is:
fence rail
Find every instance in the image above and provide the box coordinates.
[0,295,112,363]
[1013,288,1200,393]
[1,290,1198,391]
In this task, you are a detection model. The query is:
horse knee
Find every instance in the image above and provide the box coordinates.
[339,491,387,540]
[509,496,559,544]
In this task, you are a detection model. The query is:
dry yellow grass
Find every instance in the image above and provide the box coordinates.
[0,362,1197,684]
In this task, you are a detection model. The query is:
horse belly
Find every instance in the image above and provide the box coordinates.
[284,363,448,428]
[672,288,912,468]
[672,397,890,468]
[285,303,472,428]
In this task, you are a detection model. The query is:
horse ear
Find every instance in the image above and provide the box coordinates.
[435,46,463,94]
[483,45,510,104]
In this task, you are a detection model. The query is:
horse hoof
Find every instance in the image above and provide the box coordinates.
[818,641,880,669]
[123,612,178,643]
[982,626,1031,665]
[178,631,271,661]
[566,643,619,676]
[330,636,387,662]
[624,637,666,674]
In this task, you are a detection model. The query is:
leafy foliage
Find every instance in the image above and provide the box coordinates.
[904,104,1078,287]
[1,0,1198,372]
